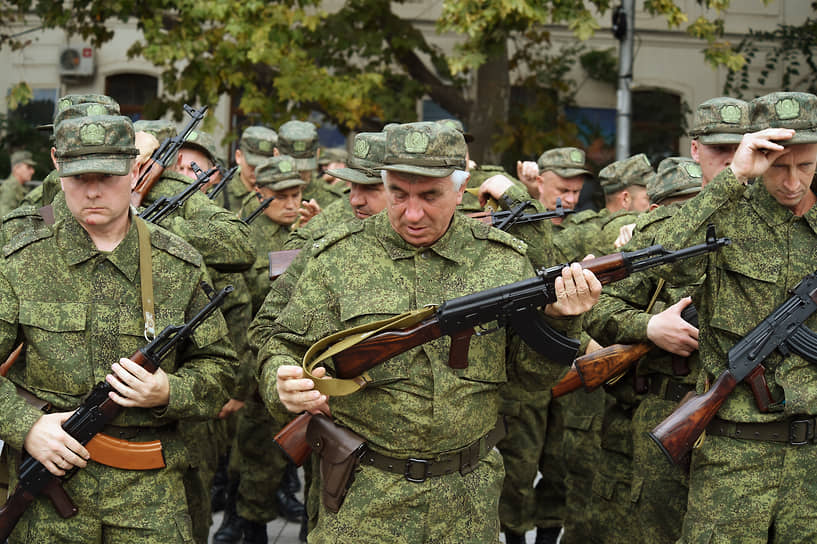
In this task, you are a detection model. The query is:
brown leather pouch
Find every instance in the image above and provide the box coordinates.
[306,414,365,513]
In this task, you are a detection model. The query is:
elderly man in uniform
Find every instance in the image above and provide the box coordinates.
[250,121,600,543]
[0,113,237,542]
[653,91,817,542]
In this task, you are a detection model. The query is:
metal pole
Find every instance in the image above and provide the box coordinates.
[616,0,635,161]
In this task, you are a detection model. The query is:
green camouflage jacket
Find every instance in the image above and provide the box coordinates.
[251,211,581,457]
[0,176,26,218]
[0,195,237,451]
[654,168,817,421]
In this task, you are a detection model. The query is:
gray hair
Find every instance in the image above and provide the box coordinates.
[381,169,469,190]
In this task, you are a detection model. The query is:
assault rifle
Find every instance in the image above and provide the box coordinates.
[650,271,817,466]
[552,304,699,398]
[242,193,275,225]
[138,162,218,224]
[275,226,730,465]
[131,104,208,207]
[467,198,574,231]
[0,284,233,540]
[207,165,239,201]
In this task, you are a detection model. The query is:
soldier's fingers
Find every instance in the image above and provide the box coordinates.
[60,447,88,468]
[571,262,590,294]
[106,373,138,402]
[110,361,140,389]
[560,266,577,298]
[277,365,304,380]
[117,358,151,380]
[108,389,137,408]
[552,276,566,300]
[583,269,602,296]
[44,459,66,477]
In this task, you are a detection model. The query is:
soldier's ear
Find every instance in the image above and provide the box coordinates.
[50,147,59,170]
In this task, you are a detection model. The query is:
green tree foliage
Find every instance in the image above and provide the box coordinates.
[0,0,766,162]
[724,1,817,97]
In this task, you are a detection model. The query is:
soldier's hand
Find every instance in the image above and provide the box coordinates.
[545,262,602,317]
[730,128,794,183]
[646,297,699,357]
[106,358,170,408]
[516,160,538,185]
[277,365,330,416]
[478,174,514,206]
[24,412,89,476]
[614,223,636,249]
[298,199,321,225]
[218,398,245,419]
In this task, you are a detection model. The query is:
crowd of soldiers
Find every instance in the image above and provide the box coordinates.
[0,87,815,544]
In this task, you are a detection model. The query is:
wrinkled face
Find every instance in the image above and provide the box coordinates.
[349,182,388,220]
[536,171,584,223]
[61,167,134,233]
[628,185,651,212]
[690,140,739,186]
[258,185,303,226]
[383,171,465,247]
[174,148,214,182]
[762,143,817,215]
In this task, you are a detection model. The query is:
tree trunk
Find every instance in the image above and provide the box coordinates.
[467,39,510,165]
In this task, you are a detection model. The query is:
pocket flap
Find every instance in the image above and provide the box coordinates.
[19,301,86,332]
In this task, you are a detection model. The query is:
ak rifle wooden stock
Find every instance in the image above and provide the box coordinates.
[551,343,653,398]
[274,227,730,466]
[0,284,232,540]
[650,270,817,467]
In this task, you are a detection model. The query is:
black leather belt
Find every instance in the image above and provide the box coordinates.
[360,418,506,483]
[646,376,695,403]
[707,416,817,445]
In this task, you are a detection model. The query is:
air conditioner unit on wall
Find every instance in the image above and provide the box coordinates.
[59,46,95,78]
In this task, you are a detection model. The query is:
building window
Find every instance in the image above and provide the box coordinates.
[631,90,687,164]
[105,74,158,121]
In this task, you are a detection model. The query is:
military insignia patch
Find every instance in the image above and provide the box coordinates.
[720,105,741,124]
[80,123,106,145]
[259,141,272,152]
[570,150,583,163]
[58,99,71,112]
[354,139,370,159]
[86,104,107,116]
[279,160,292,173]
[405,131,429,153]
[684,163,702,178]
[293,141,306,152]
[776,98,799,120]
[188,130,199,141]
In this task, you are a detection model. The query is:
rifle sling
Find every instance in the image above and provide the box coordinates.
[135,216,156,340]
[302,307,437,397]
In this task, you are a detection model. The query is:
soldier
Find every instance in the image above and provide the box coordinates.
[689,97,751,185]
[214,156,308,544]
[229,126,278,211]
[593,153,653,254]
[0,151,37,216]
[650,91,817,542]
[277,120,344,211]
[249,121,600,543]
[0,113,237,542]
[317,147,348,186]
[581,157,703,544]
[173,130,221,191]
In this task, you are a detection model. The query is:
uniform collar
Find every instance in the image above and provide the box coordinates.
[748,180,814,229]
[375,211,467,265]
[54,192,140,281]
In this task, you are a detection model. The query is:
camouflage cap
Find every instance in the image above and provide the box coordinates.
[182,130,219,166]
[56,94,119,114]
[381,122,467,177]
[54,115,139,177]
[239,126,278,167]
[647,157,703,204]
[536,147,593,178]
[133,119,177,143]
[326,132,385,185]
[749,91,817,145]
[318,147,348,166]
[436,118,474,143]
[53,102,122,134]
[599,153,653,196]
[10,150,36,167]
[254,155,306,191]
[277,121,318,171]
[688,97,751,144]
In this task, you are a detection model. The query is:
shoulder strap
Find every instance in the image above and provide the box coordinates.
[135,217,156,340]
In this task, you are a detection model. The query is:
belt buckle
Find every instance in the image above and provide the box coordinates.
[404,458,430,483]
[789,418,814,446]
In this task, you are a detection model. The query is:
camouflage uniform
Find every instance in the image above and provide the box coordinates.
[222,126,278,212]
[250,122,582,543]
[582,157,704,543]
[0,114,237,543]
[278,121,343,209]
[593,154,653,255]
[653,92,817,542]
[0,151,37,217]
